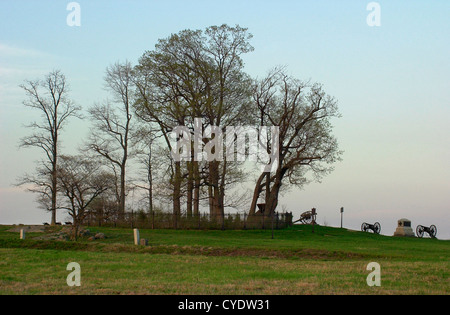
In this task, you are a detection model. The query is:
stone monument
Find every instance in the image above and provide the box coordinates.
[20,229,26,240]
[394,218,415,237]
[133,228,140,245]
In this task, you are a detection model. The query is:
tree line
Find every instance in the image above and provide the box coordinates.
[17,24,342,237]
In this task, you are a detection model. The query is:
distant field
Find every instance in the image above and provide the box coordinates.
[0,224,448,295]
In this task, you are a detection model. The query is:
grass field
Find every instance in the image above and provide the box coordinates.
[0,224,448,295]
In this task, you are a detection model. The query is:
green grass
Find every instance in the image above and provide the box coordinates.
[0,224,448,294]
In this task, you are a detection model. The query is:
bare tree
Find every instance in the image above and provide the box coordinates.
[86,61,134,220]
[18,70,81,225]
[131,125,163,215]
[57,155,112,240]
[249,69,342,217]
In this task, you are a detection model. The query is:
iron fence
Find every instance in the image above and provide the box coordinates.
[82,211,293,230]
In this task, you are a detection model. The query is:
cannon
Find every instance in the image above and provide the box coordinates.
[293,208,317,225]
[416,225,437,238]
[361,222,381,234]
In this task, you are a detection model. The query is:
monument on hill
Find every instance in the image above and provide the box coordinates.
[394,218,415,237]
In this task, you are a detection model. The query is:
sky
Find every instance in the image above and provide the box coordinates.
[0,0,449,238]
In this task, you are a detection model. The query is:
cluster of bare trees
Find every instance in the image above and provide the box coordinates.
[18,24,342,236]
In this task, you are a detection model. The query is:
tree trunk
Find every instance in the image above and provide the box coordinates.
[265,168,286,216]
[148,153,153,215]
[173,161,181,226]
[208,161,222,220]
[72,216,79,241]
[143,138,153,216]
[193,161,200,217]
[119,164,126,220]
[186,161,193,217]
[51,166,57,225]
[265,172,270,213]
[218,160,228,226]
[51,130,58,226]
[249,173,265,216]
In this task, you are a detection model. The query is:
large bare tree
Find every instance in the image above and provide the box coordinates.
[86,61,134,220]
[249,69,342,217]
[18,70,81,225]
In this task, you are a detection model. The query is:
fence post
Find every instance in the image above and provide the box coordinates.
[276,212,279,229]
[311,208,316,233]
[20,229,26,240]
[271,213,274,239]
[151,211,154,230]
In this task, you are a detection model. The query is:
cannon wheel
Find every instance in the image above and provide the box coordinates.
[296,211,313,225]
[373,222,381,234]
[302,213,313,224]
[416,225,424,238]
[361,222,368,232]
[429,225,437,238]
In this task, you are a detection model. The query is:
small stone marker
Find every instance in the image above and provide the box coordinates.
[394,218,415,237]
[133,228,140,245]
[20,229,26,240]
[140,239,148,246]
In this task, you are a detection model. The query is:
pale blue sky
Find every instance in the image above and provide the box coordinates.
[1,0,449,238]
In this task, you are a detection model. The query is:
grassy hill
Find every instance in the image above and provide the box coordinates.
[0,224,448,294]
